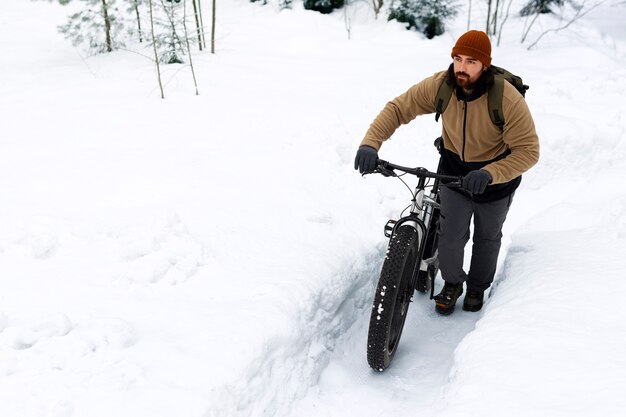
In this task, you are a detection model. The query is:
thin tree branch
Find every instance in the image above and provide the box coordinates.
[183,0,200,95]
[526,0,606,50]
[497,0,513,46]
[521,11,540,43]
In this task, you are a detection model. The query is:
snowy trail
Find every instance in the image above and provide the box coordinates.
[288,199,530,417]
[292,278,484,417]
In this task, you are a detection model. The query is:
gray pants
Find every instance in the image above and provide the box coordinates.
[437,187,513,291]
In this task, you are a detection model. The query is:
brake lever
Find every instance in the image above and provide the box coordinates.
[378,166,397,177]
[361,166,397,178]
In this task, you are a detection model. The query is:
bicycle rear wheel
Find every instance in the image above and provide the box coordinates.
[367,225,419,372]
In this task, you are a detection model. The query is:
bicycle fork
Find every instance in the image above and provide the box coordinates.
[410,178,441,296]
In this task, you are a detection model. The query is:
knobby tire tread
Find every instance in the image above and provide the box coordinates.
[367,225,419,372]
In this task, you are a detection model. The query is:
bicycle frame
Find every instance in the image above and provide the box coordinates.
[384,175,441,296]
[375,156,458,300]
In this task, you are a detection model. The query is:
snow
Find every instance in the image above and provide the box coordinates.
[1,0,626,416]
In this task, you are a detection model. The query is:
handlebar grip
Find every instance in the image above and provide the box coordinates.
[443,177,463,188]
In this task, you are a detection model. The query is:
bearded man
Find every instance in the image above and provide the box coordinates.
[354,30,540,315]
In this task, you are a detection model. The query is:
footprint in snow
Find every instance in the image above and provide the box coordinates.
[12,223,59,259]
[0,313,72,350]
[78,317,137,351]
[119,213,206,285]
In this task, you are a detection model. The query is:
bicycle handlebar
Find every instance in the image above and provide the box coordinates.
[372,159,463,186]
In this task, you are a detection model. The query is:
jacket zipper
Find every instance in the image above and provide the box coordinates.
[462,100,468,162]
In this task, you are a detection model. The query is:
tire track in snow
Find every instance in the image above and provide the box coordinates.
[289,272,484,417]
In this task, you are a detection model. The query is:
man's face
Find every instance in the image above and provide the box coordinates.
[453,54,485,89]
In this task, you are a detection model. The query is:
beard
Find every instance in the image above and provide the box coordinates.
[455,72,475,89]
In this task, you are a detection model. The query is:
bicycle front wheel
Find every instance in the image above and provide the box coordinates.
[367,225,420,372]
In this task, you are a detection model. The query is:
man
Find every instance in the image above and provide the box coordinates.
[354,30,539,315]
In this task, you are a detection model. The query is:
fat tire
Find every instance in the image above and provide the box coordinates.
[367,225,419,372]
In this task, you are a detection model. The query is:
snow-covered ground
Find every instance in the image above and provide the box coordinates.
[1,1,625,416]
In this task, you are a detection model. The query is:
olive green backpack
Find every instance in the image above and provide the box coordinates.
[434,65,529,129]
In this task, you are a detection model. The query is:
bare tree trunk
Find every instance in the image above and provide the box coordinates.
[192,0,203,51]
[183,0,200,95]
[149,0,165,98]
[197,0,207,48]
[211,0,216,54]
[485,0,492,35]
[134,0,143,43]
[492,0,500,36]
[102,0,112,52]
[372,0,383,18]
[467,0,472,30]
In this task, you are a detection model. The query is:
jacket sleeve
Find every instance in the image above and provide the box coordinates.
[359,72,443,150]
[482,93,540,184]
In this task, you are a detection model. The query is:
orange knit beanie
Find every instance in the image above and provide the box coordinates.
[451,30,492,67]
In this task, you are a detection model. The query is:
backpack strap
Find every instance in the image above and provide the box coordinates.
[488,76,505,129]
[434,73,506,129]
[434,80,454,122]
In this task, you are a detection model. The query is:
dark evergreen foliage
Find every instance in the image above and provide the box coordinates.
[520,0,566,16]
[388,0,458,39]
[303,0,344,14]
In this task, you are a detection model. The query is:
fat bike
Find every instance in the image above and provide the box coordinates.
[365,142,461,372]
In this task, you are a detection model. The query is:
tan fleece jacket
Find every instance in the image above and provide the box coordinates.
[360,71,540,184]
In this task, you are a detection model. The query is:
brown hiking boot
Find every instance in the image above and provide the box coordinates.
[434,282,463,315]
[463,289,485,312]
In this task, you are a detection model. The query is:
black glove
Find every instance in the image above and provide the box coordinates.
[354,146,378,174]
[462,170,492,194]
